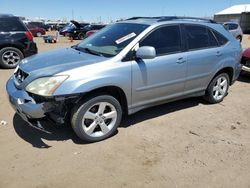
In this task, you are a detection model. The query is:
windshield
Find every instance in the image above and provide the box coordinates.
[76,23,148,57]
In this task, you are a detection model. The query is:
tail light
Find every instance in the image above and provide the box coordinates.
[25,31,33,41]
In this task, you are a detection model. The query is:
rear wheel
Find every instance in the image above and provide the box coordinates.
[204,73,229,104]
[78,33,85,40]
[71,95,122,142]
[0,47,24,69]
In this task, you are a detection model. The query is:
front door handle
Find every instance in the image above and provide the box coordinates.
[176,57,185,64]
[216,51,223,57]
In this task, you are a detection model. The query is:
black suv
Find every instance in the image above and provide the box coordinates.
[0,14,38,68]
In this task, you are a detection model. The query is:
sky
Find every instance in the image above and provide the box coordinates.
[0,0,250,22]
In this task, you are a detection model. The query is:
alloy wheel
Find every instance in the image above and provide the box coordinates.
[82,102,117,138]
[212,76,228,101]
[2,50,21,66]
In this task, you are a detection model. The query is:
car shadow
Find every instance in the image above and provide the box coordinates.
[13,97,202,148]
[120,97,202,128]
[237,74,250,83]
[13,114,91,148]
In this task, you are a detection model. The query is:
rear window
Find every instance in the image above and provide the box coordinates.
[225,23,238,30]
[0,18,26,32]
[185,25,219,50]
[211,30,228,46]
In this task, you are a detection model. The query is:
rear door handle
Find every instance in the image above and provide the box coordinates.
[216,51,223,57]
[176,57,186,64]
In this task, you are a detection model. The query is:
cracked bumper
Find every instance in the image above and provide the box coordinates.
[6,77,45,120]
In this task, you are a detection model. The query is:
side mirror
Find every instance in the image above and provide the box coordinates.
[136,46,156,59]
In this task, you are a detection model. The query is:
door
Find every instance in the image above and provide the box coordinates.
[131,25,187,108]
[183,24,225,93]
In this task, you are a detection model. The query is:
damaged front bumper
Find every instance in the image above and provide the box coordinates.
[6,77,75,128]
[6,77,46,120]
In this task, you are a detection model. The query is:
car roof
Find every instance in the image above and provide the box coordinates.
[119,16,217,26]
[0,14,18,19]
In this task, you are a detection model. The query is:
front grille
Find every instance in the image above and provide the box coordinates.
[14,68,29,84]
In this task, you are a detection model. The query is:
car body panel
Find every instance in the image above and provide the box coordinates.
[131,52,187,109]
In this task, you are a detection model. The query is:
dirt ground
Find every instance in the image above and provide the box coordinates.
[0,32,250,188]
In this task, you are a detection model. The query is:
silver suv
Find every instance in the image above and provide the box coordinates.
[6,17,242,142]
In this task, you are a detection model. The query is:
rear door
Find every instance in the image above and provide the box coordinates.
[183,24,225,93]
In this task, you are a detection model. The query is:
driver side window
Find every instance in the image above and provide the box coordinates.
[140,25,182,56]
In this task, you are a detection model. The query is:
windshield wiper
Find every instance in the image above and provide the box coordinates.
[82,47,103,57]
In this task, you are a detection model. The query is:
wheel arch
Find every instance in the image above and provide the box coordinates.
[0,44,25,56]
[212,67,234,85]
[76,85,129,115]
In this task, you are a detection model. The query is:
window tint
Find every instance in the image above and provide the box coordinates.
[212,30,228,46]
[140,25,182,55]
[0,18,26,32]
[208,29,219,47]
[185,25,219,50]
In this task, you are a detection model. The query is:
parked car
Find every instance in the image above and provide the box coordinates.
[6,16,242,142]
[85,30,98,38]
[27,21,50,31]
[223,22,243,42]
[0,14,37,68]
[55,23,67,31]
[76,24,106,39]
[241,48,250,73]
[26,24,46,37]
[59,21,89,39]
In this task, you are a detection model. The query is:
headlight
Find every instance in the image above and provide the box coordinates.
[25,75,68,96]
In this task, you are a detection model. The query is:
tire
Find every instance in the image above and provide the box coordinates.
[78,33,85,40]
[204,73,230,104]
[236,35,242,42]
[0,47,24,69]
[71,94,122,142]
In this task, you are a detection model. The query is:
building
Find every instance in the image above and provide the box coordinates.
[214,4,250,33]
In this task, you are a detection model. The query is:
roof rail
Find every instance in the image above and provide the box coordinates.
[126,17,155,20]
[125,16,216,23]
[158,16,216,23]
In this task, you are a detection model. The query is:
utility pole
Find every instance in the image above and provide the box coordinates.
[72,9,74,20]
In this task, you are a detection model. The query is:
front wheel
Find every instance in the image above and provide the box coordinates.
[204,73,230,104]
[71,95,122,142]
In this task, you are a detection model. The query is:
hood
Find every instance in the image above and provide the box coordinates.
[19,48,107,78]
[70,20,81,28]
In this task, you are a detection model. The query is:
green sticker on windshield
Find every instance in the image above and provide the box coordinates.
[115,32,137,44]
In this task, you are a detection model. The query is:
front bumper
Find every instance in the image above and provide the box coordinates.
[6,77,45,121]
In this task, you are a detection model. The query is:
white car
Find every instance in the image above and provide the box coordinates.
[223,22,243,42]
